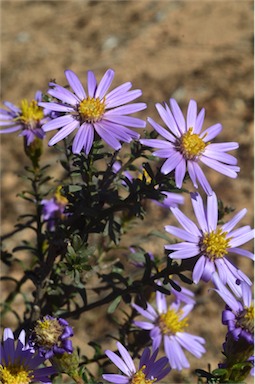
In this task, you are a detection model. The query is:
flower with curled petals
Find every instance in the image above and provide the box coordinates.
[102,341,170,383]
[213,275,254,382]
[40,69,146,154]
[0,328,55,383]
[140,99,240,195]
[212,273,254,345]
[165,192,254,287]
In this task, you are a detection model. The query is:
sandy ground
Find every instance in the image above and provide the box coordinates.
[0,1,254,383]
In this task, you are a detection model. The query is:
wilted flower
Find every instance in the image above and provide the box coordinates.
[132,290,206,370]
[0,328,55,383]
[212,273,254,345]
[39,69,146,154]
[41,186,69,231]
[140,99,240,195]
[165,192,254,286]
[0,91,47,145]
[102,341,170,383]
[30,316,73,359]
[212,274,254,382]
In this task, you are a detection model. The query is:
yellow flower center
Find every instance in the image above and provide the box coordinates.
[78,97,105,122]
[244,305,254,322]
[34,317,63,349]
[0,364,33,384]
[180,127,207,159]
[19,99,44,127]
[159,309,188,335]
[237,305,254,334]
[131,366,156,384]
[201,228,230,260]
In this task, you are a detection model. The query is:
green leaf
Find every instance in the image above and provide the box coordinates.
[107,295,121,314]
[68,185,82,193]
[148,230,172,242]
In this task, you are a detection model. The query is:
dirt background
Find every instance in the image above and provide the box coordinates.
[0,1,254,383]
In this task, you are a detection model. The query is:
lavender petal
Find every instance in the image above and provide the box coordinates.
[65,69,86,100]
[95,69,115,99]
[48,120,79,146]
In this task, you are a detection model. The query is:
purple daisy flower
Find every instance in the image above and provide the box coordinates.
[102,341,170,383]
[165,192,254,286]
[212,273,254,344]
[39,69,147,154]
[140,99,240,195]
[41,187,69,231]
[0,91,47,145]
[30,316,74,359]
[132,290,206,370]
[0,328,55,383]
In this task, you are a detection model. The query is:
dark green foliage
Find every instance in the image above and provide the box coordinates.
[1,137,249,384]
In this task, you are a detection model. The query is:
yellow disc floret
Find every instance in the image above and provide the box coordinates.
[0,364,33,384]
[131,365,156,384]
[180,127,207,160]
[238,305,254,334]
[201,228,230,260]
[19,99,44,127]
[78,97,105,122]
[244,305,254,322]
[159,309,189,335]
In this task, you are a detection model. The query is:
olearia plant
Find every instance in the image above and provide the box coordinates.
[0,68,254,384]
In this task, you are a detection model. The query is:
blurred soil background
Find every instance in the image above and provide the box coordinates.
[0,1,254,383]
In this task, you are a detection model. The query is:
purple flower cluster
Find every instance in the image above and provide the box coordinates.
[0,328,55,383]
[30,316,74,359]
[0,72,242,200]
[1,68,254,382]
